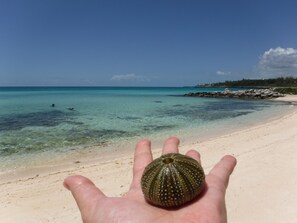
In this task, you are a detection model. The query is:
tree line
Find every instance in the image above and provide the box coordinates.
[197,77,297,88]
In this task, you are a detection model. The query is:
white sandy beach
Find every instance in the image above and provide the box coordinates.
[1,95,297,223]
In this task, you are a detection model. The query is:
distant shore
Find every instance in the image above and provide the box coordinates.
[0,95,297,223]
[184,88,284,99]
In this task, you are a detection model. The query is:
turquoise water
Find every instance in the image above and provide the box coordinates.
[0,87,290,170]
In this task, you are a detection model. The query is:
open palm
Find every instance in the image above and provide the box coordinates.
[64,137,237,223]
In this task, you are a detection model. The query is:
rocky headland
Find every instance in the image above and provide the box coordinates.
[184,88,284,100]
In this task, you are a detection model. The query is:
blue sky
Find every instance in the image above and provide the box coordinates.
[1,0,297,86]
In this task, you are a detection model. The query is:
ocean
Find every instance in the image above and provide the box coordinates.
[0,87,290,171]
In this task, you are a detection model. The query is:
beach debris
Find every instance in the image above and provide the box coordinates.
[141,153,205,208]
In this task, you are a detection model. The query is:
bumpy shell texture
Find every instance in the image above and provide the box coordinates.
[141,153,205,208]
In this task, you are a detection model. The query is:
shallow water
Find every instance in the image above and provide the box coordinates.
[0,87,290,170]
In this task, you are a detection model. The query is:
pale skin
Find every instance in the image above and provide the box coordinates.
[64,137,237,223]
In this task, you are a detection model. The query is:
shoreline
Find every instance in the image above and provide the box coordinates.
[1,95,297,222]
[0,97,291,174]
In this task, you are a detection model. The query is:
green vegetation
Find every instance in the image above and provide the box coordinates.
[196,77,297,95]
[197,77,297,88]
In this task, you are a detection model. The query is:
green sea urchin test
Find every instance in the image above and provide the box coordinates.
[141,153,205,208]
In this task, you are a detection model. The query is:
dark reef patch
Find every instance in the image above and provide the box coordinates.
[203,100,271,111]
[0,110,75,132]
[116,115,142,121]
[0,127,130,156]
[142,124,176,132]
[154,99,274,121]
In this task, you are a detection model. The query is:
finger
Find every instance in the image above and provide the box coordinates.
[162,136,180,154]
[208,155,237,189]
[185,149,201,164]
[64,175,106,213]
[130,139,153,190]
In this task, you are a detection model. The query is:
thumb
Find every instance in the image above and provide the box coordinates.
[64,175,106,213]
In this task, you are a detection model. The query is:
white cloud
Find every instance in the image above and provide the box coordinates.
[258,47,297,77]
[216,70,231,76]
[111,73,150,82]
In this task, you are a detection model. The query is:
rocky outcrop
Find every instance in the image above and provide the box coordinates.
[184,88,284,99]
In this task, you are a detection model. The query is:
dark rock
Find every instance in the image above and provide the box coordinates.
[184,88,284,100]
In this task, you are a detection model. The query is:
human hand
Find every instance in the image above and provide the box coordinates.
[64,137,237,223]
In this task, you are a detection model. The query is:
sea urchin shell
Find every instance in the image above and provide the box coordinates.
[141,153,205,208]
